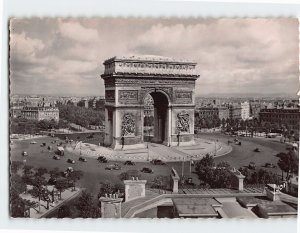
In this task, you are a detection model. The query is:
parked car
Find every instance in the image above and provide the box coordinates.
[67,158,75,164]
[79,157,87,162]
[30,141,37,144]
[97,156,108,163]
[151,159,166,165]
[141,167,154,173]
[53,155,61,160]
[248,162,256,170]
[105,164,121,170]
[265,163,276,168]
[22,151,28,156]
[124,160,135,165]
[254,148,260,152]
[235,141,242,146]
[40,142,46,147]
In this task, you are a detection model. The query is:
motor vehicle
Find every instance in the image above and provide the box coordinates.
[248,162,256,170]
[66,167,74,172]
[57,142,63,146]
[265,163,276,168]
[124,160,135,165]
[51,140,56,144]
[151,159,166,165]
[53,155,61,160]
[47,146,52,150]
[98,156,108,163]
[22,151,28,156]
[105,164,121,170]
[235,141,242,146]
[141,167,154,173]
[30,141,37,144]
[67,159,75,164]
[56,147,65,156]
[40,142,46,147]
[254,148,260,152]
[79,157,87,162]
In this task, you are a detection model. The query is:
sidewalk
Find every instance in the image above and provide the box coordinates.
[20,187,82,218]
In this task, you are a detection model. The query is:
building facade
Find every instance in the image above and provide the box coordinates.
[241,101,250,120]
[21,106,59,122]
[195,107,219,119]
[218,107,230,120]
[229,104,242,120]
[259,108,300,131]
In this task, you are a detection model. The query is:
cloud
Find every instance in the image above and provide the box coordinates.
[58,20,100,43]
[9,18,299,97]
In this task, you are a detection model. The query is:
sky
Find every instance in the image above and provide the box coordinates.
[9,18,299,97]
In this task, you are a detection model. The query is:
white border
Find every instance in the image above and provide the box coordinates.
[1,0,299,233]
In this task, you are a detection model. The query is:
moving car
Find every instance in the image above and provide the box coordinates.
[141,167,154,173]
[105,164,121,170]
[79,157,87,162]
[30,141,37,144]
[248,162,256,170]
[124,160,135,166]
[151,159,166,165]
[22,151,28,156]
[254,148,260,152]
[53,155,61,160]
[67,158,75,164]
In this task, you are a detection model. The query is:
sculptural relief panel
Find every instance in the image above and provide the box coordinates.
[121,113,136,136]
[118,90,139,104]
[176,110,190,133]
[174,91,193,104]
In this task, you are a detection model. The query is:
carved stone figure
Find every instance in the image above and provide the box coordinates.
[121,113,136,136]
[176,111,190,133]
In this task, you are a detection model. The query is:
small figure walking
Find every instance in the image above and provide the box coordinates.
[121,135,125,150]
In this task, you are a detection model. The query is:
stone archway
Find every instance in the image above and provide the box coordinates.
[101,55,199,150]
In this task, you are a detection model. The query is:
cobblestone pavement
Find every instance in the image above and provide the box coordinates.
[67,138,232,162]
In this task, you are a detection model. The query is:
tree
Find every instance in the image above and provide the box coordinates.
[277,150,299,179]
[10,174,27,197]
[29,176,48,213]
[11,161,23,174]
[76,191,101,218]
[67,170,83,191]
[36,167,48,177]
[118,170,140,181]
[55,178,69,200]
[195,154,215,172]
[151,175,170,190]
[57,205,71,218]
[98,181,115,197]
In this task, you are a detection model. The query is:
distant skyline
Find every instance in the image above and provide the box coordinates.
[10,18,299,97]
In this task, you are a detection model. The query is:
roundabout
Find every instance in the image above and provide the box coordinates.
[67,137,232,162]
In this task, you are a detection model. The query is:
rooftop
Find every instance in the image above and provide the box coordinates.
[104,55,196,64]
[172,198,221,217]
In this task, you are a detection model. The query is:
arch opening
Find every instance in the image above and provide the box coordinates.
[143,91,169,144]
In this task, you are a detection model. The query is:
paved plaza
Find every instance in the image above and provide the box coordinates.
[68,138,232,162]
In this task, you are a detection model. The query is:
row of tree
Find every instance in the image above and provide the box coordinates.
[10,162,83,217]
[57,104,105,128]
[10,118,69,135]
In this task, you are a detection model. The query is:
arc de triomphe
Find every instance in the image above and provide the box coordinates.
[101,55,199,150]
